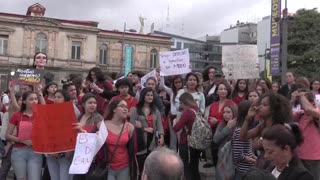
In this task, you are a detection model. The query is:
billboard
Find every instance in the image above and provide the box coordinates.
[270,0,281,75]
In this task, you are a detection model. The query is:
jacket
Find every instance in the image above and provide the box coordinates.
[277,156,314,180]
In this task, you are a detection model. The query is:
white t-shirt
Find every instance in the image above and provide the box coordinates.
[1,94,9,105]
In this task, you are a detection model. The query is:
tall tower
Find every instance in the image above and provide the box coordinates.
[166,5,170,28]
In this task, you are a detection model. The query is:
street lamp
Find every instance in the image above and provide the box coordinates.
[120,22,137,75]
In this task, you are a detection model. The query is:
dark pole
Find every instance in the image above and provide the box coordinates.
[281,0,288,85]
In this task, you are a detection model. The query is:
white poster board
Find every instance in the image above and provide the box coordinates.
[141,69,157,87]
[69,121,108,174]
[222,45,259,80]
[160,49,191,76]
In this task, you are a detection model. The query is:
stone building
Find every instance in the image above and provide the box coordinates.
[0,3,171,90]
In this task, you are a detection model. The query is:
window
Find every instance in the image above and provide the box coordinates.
[150,49,158,69]
[99,44,107,64]
[0,35,8,55]
[176,42,182,50]
[71,41,81,60]
[35,33,47,53]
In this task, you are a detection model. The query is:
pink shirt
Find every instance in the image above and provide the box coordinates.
[295,109,320,160]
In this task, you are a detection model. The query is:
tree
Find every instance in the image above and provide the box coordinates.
[287,8,320,79]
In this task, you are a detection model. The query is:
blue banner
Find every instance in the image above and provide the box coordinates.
[124,46,133,76]
[270,0,281,75]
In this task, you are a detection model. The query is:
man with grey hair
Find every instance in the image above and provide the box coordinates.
[142,147,184,180]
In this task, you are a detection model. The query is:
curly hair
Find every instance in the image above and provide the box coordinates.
[202,66,217,82]
[260,92,292,124]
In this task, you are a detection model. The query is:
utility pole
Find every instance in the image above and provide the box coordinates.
[281,0,288,85]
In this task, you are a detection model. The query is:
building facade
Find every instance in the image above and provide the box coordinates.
[152,31,222,72]
[0,3,171,90]
[257,16,271,72]
[220,21,257,45]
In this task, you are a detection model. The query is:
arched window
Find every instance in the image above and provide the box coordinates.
[150,49,158,68]
[35,33,47,53]
[99,44,107,64]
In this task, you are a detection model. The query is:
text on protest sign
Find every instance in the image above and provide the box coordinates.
[222,45,259,80]
[69,121,108,174]
[32,102,78,153]
[159,49,191,76]
[13,68,44,85]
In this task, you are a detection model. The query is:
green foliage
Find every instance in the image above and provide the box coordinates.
[288,8,320,78]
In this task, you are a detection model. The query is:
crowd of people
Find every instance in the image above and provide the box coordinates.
[0,52,320,180]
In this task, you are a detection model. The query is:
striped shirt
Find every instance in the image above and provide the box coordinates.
[231,128,255,173]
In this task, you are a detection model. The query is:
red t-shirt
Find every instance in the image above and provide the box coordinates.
[208,100,235,133]
[173,106,198,145]
[232,94,247,105]
[110,95,138,110]
[45,97,54,104]
[9,112,33,148]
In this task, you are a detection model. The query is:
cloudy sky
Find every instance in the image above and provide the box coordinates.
[0,0,319,38]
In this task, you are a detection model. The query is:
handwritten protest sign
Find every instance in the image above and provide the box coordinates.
[316,95,320,106]
[141,69,157,87]
[32,102,78,153]
[18,121,32,140]
[13,68,44,85]
[160,49,191,76]
[222,45,259,80]
[69,121,108,174]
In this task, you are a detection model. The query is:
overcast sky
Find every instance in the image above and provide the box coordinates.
[0,0,319,38]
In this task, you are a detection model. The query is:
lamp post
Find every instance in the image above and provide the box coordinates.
[120,23,137,75]
[281,0,288,85]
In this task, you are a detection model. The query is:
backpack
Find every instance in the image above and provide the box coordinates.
[187,109,213,150]
[216,141,235,180]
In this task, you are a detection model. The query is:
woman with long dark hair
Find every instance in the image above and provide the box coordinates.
[159,75,184,150]
[43,82,57,104]
[86,67,114,115]
[103,99,136,180]
[262,124,313,180]
[130,87,164,178]
[232,79,249,105]
[6,91,43,180]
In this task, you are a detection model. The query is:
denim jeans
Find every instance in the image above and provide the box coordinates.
[107,166,130,180]
[11,147,43,180]
[47,155,73,180]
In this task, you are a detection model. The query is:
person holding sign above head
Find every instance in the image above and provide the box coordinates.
[130,87,164,179]
[6,91,43,180]
[102,99,137,180]
[46,90,75,180]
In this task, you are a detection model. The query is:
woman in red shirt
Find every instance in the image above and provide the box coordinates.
[86,67,114,115]
[43,82,57,104]
[173,92,201,180]
[6,91,43,180]
[232,79,248,105]
[110,78,138,117]
[207,81,235,167]
[102,99,136,180]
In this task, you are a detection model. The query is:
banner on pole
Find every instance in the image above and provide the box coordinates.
[270,0,281,75]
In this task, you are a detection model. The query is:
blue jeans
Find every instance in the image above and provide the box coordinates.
[107,166,130,180]
[11,147,43,180]
[47,155,73,180]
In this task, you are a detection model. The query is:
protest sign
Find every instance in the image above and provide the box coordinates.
[159,49,191,76]
[69,121,108,174]
[32,102,78,153]
[13,68,44,85]
[222,45,259,80]
[316,95,320,105]
[141,69,157,87]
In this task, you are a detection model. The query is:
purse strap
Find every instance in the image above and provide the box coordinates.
[107,122,125,164]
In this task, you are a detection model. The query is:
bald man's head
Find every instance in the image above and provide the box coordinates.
[142,147,184,180]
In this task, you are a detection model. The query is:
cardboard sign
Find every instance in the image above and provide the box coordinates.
[159,49,191,76]
[32,102,78,153]
[13,68,44,85]
[18,121,32,140]
[69,121,108,174]
[222,45,260,80]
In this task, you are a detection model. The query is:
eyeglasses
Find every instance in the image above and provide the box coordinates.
[117,105,128,109]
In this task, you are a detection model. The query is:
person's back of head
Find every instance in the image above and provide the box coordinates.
[142,147,184,180]
[242,168,277,180]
